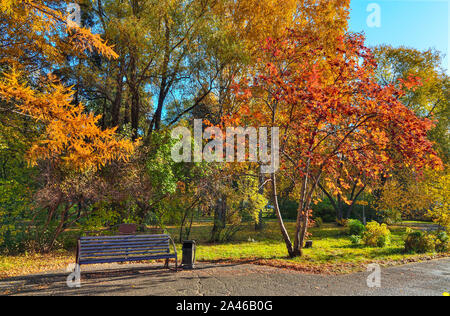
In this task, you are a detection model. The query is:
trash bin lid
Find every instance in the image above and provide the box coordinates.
[182,240,196,248]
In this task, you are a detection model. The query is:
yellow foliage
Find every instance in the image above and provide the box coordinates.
[0,1,134,171]
[362,221,391,247]
[425,169,450,232]
[0,0,118,68]
[215,0,350,60]
[0,70,136,171]
[377,170,433,220]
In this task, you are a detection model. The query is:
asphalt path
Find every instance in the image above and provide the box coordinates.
[0,258,449,296]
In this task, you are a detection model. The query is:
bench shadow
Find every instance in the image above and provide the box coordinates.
[0,262,246,296]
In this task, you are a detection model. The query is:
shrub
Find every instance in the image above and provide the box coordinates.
[0,179,35,254]
[437,231,449,243]
[376,235,390,248]
[378,209,403,225]
[312,200,336,223]
[436,231,449,253]
[349,235,361,245]
[314,217,323,228]
[348,219,365,236]
[279,199,299,220]
[436,240,449,253]
[404,231,436,253]
[336,218,349,227]
[362,221,391,247]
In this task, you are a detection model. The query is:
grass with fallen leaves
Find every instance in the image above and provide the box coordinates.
[1,221,448,278]
[172,221,449,274]
[0,251,73,279]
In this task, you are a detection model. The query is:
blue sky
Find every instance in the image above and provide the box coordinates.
[349,0,449,73]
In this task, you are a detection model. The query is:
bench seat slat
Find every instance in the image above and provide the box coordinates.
[80,237,169,244]
[81,237,168,242]
[80,246,169,255]
[80,242,169,249]
[80,234,170,240]
[80,242,169,248]
[80,244,169,250]
[80,237,169,243]
[80,249,171,259]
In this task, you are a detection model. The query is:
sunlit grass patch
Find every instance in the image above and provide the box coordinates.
[0,251,73,279]
[172,221,448,274]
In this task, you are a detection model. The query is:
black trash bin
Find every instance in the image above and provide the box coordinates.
[181,240,196,269]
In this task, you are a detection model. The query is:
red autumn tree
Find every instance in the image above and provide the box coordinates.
[230,29,442,257]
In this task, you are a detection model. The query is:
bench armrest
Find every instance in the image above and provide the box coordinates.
[168,235,177,258]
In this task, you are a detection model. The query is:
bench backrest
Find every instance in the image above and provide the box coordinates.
[78,234,173,265]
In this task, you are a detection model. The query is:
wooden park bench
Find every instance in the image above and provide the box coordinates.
[75,225,178,271]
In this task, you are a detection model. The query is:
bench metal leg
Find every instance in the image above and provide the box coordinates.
[164,258,178,272]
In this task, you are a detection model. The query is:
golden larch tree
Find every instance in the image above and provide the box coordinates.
[0,0,135,171]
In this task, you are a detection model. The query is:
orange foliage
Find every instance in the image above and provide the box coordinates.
[0,70,135,170]
[234,30,442,183]
[230,27,442,255]
[0,1,133,171]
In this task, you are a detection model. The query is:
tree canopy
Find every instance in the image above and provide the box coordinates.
[0,0,447,256]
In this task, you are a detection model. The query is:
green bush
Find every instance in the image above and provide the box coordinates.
[362,221,391,247]
[436,240,449,253]
[0,179,35,254]
[336,218,349,227]
[437,231,449,243]
[378,209,403,225]
[348,219,365,236]
[403,229,450,254]
[349,235,361,245]
[404,231,436,254]
[279,199,299,220]
[435,231,449,253]
[314,217,323,228]
[376,235,390,248]
[312,200,336,223]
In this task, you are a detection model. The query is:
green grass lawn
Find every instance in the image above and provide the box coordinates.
[1,220,448,278]
[167,221,448,274]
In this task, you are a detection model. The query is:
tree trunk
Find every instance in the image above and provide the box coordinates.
[271,173,294,256]
[362,205,366,225]
[294,173,309,253]
[46,204,71,252]
[179,209,188,243]
[297,210,310,257]
[255,173,265,231]
[186,210,195,241]
[128,54,140,141]
[100,97,107,130]
[211,197,227,242]
[111,59,126,127]
[152,87,166,132]
[255,211,263,231]
[292,173,322,257]
[131,87,140,140]
[124,97,130,126]
[146,18,171,142]
[318,182,344,221]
